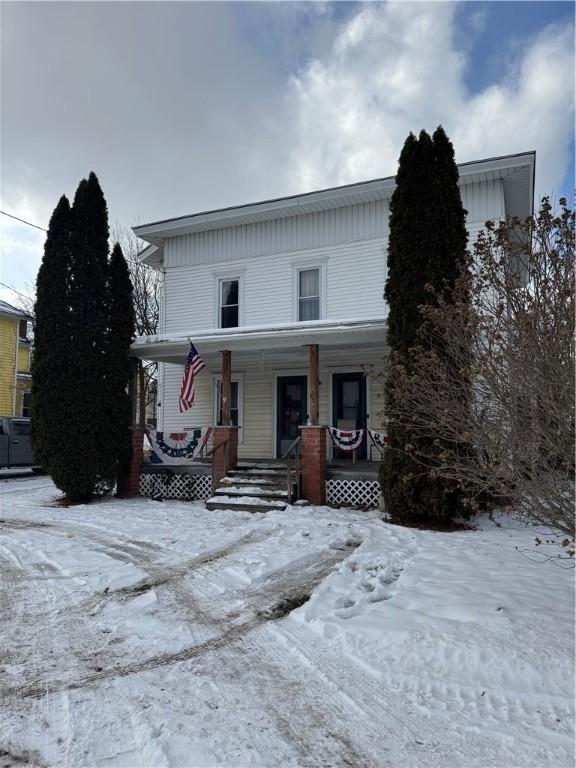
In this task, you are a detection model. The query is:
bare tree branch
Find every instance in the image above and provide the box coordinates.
[111,224,161,422]
[379,197,575,538]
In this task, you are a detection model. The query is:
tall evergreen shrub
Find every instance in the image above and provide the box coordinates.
[105,243,135,483]
[380,127,469,524]
[31,196,72,473]
[33,173,135,502]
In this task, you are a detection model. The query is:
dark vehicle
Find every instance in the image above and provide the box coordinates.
[0,417,41,470]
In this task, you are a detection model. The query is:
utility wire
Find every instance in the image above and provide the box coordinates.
[0,281,34,301]
[0,210,47,232]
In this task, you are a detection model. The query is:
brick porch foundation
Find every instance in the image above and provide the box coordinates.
[300,425,326,506]
[117,427,145,498]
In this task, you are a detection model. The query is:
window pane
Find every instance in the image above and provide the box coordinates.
[221,305,239,328]
[299,297,319,321]
[299,269,319,298]
[230,381,238,410]
[342,381,359,408]
[221,280,238,307]
[218,382,239,426]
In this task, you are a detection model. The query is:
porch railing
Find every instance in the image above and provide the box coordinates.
[281,436,301,503]
[206,438,229,495]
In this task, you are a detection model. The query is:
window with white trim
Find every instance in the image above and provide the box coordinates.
[219,279,239,328]
[298,267,320,321]
[213,374,244,433]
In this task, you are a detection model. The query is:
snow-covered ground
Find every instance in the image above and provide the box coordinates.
[0,476,573,768]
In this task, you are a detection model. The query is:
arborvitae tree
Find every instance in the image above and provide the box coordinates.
[105,243,135,486]
[48,172,112,501]
[380,127,469,524]
[31,196,72,473]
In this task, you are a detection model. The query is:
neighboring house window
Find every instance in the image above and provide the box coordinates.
[298,268,320,321]
[219,279,239,328]
[21,392,31,418]
[18,319,29,341]
[213,374,243,433]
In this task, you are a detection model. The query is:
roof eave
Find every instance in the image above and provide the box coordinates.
[134,151,536,244]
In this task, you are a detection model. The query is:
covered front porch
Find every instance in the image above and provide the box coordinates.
[129,318,386,508]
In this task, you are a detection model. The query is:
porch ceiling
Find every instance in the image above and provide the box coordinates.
[130,317,387,363]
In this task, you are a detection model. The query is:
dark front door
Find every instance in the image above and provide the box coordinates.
[332,372,367,460]
[277,376,307,458]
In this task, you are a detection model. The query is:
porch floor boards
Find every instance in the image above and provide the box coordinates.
[142,459,380,481]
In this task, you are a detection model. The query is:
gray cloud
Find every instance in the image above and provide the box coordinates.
[1,1,573,302]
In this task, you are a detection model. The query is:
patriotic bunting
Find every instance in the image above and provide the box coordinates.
[368,429,389,452]
[327,426,364,452]
[146,428,212,465]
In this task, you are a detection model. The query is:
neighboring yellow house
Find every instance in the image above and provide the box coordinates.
[0,299,32,417]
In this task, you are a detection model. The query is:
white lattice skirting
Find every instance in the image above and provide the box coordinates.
[139,473,212,501]
[326,479,381,510]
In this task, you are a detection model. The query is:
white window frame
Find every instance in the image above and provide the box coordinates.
[212,372,244,441]
[292,258,327,322]
[213,270,245,329]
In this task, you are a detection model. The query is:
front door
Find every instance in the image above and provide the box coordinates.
[332,372,367,460]
[276,376,307,458]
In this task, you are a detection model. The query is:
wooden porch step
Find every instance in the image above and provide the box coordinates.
[236,461,284,469]
[231,466,286,474]
[206,495,287,513]
[220,476,287,488]
[226,470,288,481]
[214,487,289,502]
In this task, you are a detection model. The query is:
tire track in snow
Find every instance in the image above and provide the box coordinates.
[0,525,279,692]
[5,545,357,700]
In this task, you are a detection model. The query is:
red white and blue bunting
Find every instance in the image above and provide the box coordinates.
[368,429,389,452]
[327,426,364,452]
[145,428,212,465]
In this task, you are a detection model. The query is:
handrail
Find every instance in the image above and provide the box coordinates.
[281,436,301,461]
[208,438,230,494]
[205,438,228,459]
[282,436,301,503]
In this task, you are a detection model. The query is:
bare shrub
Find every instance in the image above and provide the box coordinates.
[111,225,161,422]
[384,197,574,537]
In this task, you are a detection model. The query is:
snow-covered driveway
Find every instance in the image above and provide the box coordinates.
[1,477,574,768]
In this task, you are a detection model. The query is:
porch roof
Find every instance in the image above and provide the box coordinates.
[130,317,386,362]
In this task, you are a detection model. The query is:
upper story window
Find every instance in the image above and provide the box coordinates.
[298,268,320,321]
[220,279,239,328]
[18,319,30,341]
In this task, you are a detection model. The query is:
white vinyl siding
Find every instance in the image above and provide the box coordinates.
[158,347,385,459]
[163,237,387,334]
[164,201,388,268]
[162,181,505,336]
[154,173,508,453]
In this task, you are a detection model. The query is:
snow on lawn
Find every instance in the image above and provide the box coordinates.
[0,476,573,768]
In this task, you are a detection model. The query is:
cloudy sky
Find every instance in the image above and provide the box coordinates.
[1,1,574,304]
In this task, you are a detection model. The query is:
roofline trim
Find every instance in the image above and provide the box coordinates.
[133,151,536,238]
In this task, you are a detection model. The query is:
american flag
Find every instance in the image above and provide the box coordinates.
[179,343,205,412]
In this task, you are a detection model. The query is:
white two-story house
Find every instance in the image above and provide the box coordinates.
[131,151,535,479]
